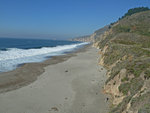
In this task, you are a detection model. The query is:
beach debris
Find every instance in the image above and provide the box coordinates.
[51,107,59,111]
[65,97,68,100]
[65,70,68,72]
[101,68,103,70]
[82,104,85,107]
[106,97,109,102]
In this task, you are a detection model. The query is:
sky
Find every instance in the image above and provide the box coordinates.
[0,0,150,39]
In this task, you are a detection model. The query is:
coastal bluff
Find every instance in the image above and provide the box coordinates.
[92,7,150,113]
[70,25,109,43]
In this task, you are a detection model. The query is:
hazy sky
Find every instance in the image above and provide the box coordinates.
[0,0,150,39]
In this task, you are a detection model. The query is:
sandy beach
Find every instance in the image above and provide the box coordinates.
[0,46,109,113]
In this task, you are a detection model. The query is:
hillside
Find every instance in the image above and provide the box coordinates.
[92,25,110,42]
[71,25,109,42]
[70,35,92,42]
[93,8,150,113]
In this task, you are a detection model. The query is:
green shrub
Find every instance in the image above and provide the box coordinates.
[121,77,129,82]
[119,78,144,95]
[105,61,128,84]
[144,69,150,79]
[110,96,132,113]
[121,7,150,19]
[138,103,150,113]
[129,78,144,95]
[127,60,150,77]
[119,83,130,95]
[113,39,136,45]
[131,92,150,112]
[115,25,131,33]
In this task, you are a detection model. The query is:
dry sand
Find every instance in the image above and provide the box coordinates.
[0,46,109,113]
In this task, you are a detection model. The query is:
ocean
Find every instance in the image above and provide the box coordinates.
[0,38,89,72]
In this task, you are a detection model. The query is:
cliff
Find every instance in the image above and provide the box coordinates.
[94,8,150,113]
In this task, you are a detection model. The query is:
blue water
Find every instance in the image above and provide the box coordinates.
[0,38,80,50]
[0,38,88,72]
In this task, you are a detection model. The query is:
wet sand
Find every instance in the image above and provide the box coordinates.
[0,46,109,113]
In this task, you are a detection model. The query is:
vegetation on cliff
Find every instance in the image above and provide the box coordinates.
[94,7,150,113]
[121,7,150,19]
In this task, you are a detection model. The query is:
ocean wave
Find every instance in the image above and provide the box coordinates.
[0,42,89,72]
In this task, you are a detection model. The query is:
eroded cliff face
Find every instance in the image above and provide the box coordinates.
[104,69,126,105]
[94,11,150,113]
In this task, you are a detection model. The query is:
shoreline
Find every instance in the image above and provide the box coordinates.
[0,44,90,94]
[0,44,109,113]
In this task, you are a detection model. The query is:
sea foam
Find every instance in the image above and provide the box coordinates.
[0,42,89,72]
